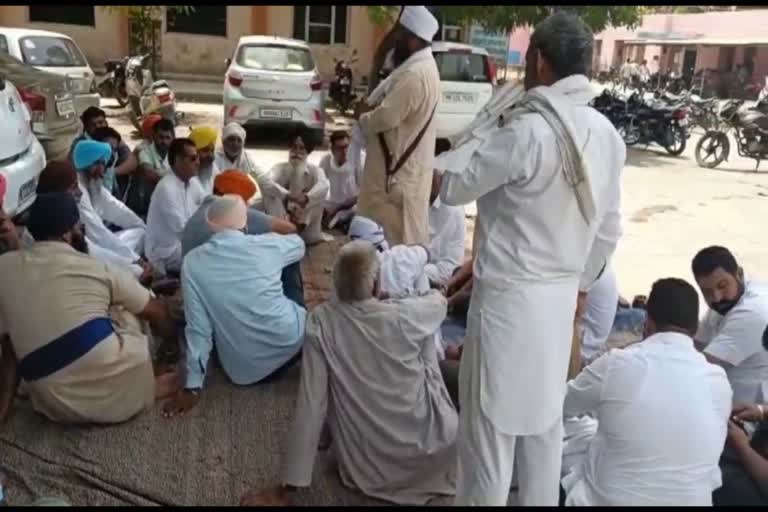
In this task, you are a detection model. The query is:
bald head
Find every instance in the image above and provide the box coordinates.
[333,240,380,302]
[206,195,248,233]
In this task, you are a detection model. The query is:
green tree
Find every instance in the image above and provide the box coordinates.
[102,6,195,75]
[367,5,643,33]
[640,6,736,14]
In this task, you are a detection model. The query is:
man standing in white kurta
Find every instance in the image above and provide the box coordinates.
[435,13,625,506]
[356,5,440,246]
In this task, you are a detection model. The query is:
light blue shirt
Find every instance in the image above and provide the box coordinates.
[181,230,306,388]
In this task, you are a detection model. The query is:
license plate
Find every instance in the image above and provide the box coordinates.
[18,177,36,204]
[259,108,292,120]
[443,92,475,103]
[56,99,75,117]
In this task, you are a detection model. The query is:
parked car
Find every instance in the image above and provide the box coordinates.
[0,27,100,115]
[0,75,47,218]
[223,36,325,146]
[432,42,495,145]
[0,52,80,161]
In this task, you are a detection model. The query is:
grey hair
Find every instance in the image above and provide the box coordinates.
[333,240,380,303]
[530,11,593,79]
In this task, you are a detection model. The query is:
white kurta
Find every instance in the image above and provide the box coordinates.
[214,150,275,201]
[318,153,362,210]
[424,199,466,287]
[145,173,206,275]
[197,161,221,196]
[562,332,733,506]
[580,266,619,365]
[77,179,146,276]
[697,278,768,404]
[440,77,624,506]
[263,161,330,243]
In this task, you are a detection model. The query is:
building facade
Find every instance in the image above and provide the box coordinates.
[0,5,391,80]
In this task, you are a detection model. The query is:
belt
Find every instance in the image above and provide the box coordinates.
[18,317,114,382]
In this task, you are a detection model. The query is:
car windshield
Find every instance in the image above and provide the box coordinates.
[19,36,88,67]
[434,51,489,83]
[236,44,314,72]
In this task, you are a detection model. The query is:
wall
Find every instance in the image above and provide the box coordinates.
[0,5,127,67]
[159,6,250,75]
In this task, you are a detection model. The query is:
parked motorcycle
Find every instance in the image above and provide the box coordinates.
[329,52,358,115]
[125,54,178,133]
[695,82,768,170]
[97,57,129,107]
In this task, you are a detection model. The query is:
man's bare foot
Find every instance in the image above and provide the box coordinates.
[154,371,181,400]
[162,389,200,418]
[240,486,291,506]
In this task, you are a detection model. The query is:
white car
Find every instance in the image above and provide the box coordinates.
[0,76,47,218]
[0,27,100,116]
[223,36,326,146]
[432,42,496,143]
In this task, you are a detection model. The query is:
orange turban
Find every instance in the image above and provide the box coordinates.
[213,169,258,202]
[142,114,163,138]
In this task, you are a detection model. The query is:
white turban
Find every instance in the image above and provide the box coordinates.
[222,122,247,142]
[206,195,248,233]
[399,6,439,42]
[349,215,389,252]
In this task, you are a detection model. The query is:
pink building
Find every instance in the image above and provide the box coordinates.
[507,9,768,86]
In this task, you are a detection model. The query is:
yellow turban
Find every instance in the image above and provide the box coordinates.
[189,126,218,150]
[213,169,258,203]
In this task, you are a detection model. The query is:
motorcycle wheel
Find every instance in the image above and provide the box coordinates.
[664,124,687,156]
[695,131,730,169]
[618,119,640,146]
[115,85,129,108]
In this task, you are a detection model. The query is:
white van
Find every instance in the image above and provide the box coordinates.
[0,27,100,115]
[432,42,496,144]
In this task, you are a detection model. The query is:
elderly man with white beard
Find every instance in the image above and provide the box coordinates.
[71,140,148,280]
[355,5,440,246]
[434,12,625,506]
[263,131,331,245]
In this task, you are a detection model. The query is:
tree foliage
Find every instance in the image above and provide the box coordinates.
[367,5,643,33]
[639,6,736,14]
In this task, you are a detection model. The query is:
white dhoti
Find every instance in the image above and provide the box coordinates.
[455,333,565,506]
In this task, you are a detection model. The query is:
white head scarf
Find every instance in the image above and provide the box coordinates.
[349,215,389,252]
[399,6,439,42]
[206,195,248,233]
[222,122,247,143]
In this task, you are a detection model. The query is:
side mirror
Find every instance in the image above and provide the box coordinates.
[225,58,231,67]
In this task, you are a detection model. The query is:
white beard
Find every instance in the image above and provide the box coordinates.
[288,159,308,195]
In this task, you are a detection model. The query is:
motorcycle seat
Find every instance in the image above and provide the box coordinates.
[105,58,124,66]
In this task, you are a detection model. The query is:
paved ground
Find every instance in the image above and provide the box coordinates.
[104,98,768,303]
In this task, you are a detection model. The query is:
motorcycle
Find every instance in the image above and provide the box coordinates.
[329,52,358,115]
[97,57,129,107]
[125,54,178,133]
[695,79,768,171]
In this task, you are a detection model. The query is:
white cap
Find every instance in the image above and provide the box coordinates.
[398,6,439,42]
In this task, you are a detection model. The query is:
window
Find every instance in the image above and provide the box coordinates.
[433,51,490,83]
[19,36,88,67]
[293,6,347,45]
[428,7,463,43]
[28,5,95,26]
[167,6,227,37]
[0,36,8,55]
[236,44,314,72]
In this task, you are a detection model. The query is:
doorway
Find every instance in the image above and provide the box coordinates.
[683,48,697,80]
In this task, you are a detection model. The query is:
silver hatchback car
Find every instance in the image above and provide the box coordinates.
[223,36,325,146]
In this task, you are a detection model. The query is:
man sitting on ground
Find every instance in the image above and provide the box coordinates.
[70,106,137,184]
[692,246,768,404]
[90,126,123,195]
[264,132,332,245]
[320,130,363,231]
[215,123,275,208]
[36,160,151,283]
[72,140,148,280]
[0,192,180,425]
[561,278,732,506]
[241,240,457,506]
[146,138,206,277]
[424,172,465,288]
[189,126,221,195]
[182,170,302,305]
[163,196,306,417]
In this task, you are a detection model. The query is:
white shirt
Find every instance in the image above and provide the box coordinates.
[214,150,274,198]
[563,332,732,506]
[145,172,206,274]
[424,198,465,287]
[318,153,362,209]
[77,178,145,264]
[581,266,619,365]
[697,278,768,403]
[137,142,172,177]
[197,161,221,196]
